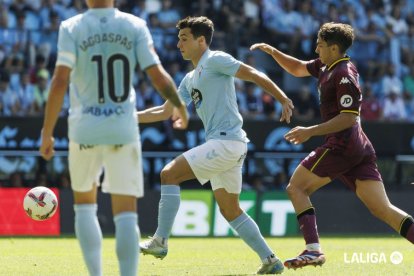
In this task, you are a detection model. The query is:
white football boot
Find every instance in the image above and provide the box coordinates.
[139,236,168,259]
[257,255,284,274]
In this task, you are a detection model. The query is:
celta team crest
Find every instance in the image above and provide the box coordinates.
[191,88,203,108]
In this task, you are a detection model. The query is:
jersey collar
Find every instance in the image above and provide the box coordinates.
[86,8,116,16]
[327,56,350,71]
[197,49,210,68]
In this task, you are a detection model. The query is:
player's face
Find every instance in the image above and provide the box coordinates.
[315,38,334,66]
[177,28,201,61]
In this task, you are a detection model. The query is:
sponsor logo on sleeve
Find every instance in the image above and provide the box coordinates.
[340,95,353,107]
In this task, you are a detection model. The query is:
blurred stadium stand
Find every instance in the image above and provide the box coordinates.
[0,0,414,190]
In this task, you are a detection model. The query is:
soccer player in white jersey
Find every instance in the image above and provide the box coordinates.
[39,0,188,275]
[138,16,294,275]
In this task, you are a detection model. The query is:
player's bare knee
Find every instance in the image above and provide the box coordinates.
[286,183,304,197]
[304,186,317,196]
[160,167,175,184]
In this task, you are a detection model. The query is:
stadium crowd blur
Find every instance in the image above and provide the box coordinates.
[1,0,414,190]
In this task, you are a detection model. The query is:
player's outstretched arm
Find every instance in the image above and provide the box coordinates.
[137,100,188,130]
[235,63,294,123]
[40,66,70,160]
[145,64,188,129]
[250,43,310,77]
[137,101,173,123]
[285,113,358,144]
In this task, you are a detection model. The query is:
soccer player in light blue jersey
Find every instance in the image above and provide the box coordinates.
[138,16,294,275]
[39,0,188,275]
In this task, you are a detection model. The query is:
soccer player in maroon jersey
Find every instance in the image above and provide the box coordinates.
[251,22,414,270]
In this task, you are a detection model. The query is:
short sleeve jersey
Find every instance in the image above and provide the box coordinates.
[56,8,160,144]
[178,49,248,143]
[306,57,361,120]
[306,57,375,154]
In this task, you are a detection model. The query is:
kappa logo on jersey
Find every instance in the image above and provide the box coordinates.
[191,88,203,109]
[339,77,350,85]
[340,95,353,107]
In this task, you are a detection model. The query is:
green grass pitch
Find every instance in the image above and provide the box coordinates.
[1,236,413,275]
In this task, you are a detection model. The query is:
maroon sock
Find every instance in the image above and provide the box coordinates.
[406,225,414,244]
[297,207,319,245]
[400,216,414,244]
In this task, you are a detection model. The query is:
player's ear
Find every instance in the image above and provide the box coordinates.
[198,35,206,45]
[331,44,339,53]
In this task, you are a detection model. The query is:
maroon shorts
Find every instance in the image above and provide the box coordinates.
[301,146,383,191]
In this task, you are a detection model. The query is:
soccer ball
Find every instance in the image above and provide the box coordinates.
[23,186,58,221]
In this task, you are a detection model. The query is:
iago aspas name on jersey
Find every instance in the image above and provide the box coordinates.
[79,33,133,52]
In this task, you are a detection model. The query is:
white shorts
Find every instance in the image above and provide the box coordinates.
[183,139,247,194]
[68,141,144,198]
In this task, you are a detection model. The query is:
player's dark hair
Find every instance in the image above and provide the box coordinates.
[318,22,354,53]
[176,16,214,46]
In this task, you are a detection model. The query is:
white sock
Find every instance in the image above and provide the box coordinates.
[154,185,180,239]
[74,204,102,276]
[114,212,139,276]
[229,212,274,260]
[153,235,168,247]
[262,254,278,264]
[306,243,321,252]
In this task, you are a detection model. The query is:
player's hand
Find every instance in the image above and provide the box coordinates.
[280,98,294,123]
[172,104,189,129]
[40,131,55,160]
[250,43,274,55]
[284,126,312,144]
